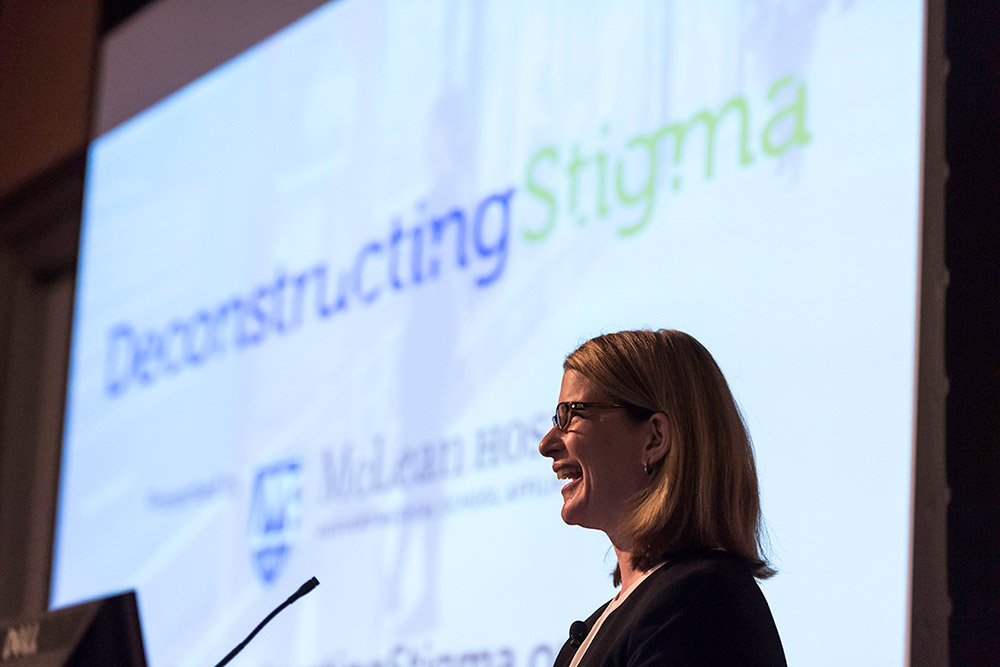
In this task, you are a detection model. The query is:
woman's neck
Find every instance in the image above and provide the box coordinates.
[613,544,646,594]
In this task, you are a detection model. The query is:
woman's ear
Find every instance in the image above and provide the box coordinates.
[644,412,671,465]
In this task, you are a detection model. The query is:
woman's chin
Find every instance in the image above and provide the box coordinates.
[560,495,585,526]
[560,505,580,526]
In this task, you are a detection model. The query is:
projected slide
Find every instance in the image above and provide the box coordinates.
[52,1,923,665]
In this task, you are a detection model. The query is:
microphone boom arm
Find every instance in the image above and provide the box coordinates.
[214,577,320,667]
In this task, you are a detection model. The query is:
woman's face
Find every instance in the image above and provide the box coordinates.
[538,370,653,545]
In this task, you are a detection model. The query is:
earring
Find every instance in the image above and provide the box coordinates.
[643,461,653,476]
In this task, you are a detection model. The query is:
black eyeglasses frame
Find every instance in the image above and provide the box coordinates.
[551,401,633,430]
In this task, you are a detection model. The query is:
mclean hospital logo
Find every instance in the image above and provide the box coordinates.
[248,459,303,585]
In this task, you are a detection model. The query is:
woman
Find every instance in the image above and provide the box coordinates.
[539,329,786,666]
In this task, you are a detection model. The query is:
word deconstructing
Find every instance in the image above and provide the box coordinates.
[104,188,513,396]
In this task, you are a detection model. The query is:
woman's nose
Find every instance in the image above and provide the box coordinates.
[538,425,564,458]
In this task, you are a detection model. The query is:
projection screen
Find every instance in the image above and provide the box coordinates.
[51,1,925,665]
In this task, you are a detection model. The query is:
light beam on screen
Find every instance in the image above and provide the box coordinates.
[52,1,923,665]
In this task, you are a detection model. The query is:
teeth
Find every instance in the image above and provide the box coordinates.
[556,469,581,480]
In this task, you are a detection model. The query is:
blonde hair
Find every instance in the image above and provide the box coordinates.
[564,329,774,583]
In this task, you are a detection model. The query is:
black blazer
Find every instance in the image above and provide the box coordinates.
[553,550,786,666]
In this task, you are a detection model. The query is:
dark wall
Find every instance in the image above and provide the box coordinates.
[0,0,98,620]
[946,2,1000,665]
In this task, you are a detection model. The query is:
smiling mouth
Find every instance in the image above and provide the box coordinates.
[555,466,582,482]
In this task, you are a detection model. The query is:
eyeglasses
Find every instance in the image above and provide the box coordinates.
[551,401,631,431]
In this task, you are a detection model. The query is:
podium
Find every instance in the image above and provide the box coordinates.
[0,591,146,666]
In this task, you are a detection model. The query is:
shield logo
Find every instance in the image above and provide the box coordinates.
[248,459,303,585]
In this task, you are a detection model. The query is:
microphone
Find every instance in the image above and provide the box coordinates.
[214,577,320,667]
[569,620,589,646]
